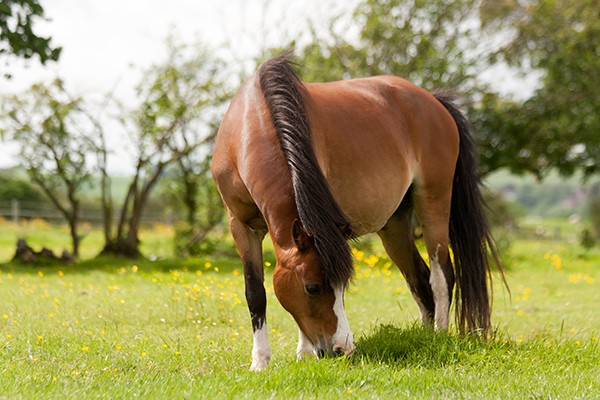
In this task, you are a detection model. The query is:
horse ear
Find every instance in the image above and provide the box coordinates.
[292,219,310,252]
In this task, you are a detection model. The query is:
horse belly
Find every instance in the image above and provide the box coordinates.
[312,127,414,235]
[306,83,418,236]
[328,160,412,235]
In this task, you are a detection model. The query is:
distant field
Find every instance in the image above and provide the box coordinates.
[0,218,175,262]
[0,220,598,398]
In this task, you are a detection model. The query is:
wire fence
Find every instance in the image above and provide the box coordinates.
[0,200,173,226]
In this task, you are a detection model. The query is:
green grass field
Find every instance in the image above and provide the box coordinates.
[0,219,599,398]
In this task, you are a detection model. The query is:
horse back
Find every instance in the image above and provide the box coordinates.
[213,72,460,236]
[303,76,460,233]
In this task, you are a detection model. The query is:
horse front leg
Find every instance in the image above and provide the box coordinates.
[228,214,270,371]
[297,326,317,359]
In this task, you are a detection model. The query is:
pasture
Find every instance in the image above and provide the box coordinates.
[0,219,598,398]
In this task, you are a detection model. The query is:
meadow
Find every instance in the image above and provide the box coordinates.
[0,218,598,399]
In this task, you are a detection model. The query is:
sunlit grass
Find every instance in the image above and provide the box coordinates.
[0,220,598,398]
[0,218,175,262]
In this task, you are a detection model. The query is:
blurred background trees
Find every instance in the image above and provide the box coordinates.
[473,0,600,179]
[0,80,93,257]
[98,37,231,258]
[1,35,232,260]
[1,0,599,259]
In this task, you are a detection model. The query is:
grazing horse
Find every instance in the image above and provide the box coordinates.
[211,54,501,371]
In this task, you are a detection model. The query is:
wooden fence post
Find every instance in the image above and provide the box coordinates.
[11,199,19,224]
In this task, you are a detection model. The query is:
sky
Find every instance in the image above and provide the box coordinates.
[4,0,352,93]
[1,0,534,175]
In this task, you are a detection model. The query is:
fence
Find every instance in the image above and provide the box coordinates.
[0,199,173,226]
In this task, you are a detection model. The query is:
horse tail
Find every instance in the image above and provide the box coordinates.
[258,52,354,287]
[433,93,504,334]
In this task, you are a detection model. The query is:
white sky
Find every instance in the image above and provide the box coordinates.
[1,0,535,175]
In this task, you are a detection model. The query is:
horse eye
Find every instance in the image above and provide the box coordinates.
[305,284,322,296]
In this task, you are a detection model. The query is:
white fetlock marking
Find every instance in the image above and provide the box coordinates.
[407,285,432,326]
[250,324,271,371]
[430,244,449,330]
[296,326,317,359]
[331,284,355,355]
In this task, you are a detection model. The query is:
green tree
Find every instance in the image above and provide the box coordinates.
[0,0,61,70]
[163,121,225,258]
[0,170,44,202]
[101,37,230,258]
[0,79,92,257]
[292,0,491,92]
[472,0,600,179]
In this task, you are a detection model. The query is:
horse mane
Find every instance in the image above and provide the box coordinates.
[258,52,354,287]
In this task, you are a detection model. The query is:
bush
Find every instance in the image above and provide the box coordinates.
[173,223,237,258]
[580,228,596,251]
[589,194,600,240]
[0,172,44,202]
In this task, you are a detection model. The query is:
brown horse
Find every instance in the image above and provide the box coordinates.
[212,54,501,371]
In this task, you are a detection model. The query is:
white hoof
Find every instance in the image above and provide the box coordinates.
[296,327,316,360]
[250,325,271,371]
[250,356,269,371]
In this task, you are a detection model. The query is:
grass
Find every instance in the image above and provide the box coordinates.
[0,218,176,262]
[0,220,599,398]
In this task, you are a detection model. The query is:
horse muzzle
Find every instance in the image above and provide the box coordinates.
[315,337,355,358]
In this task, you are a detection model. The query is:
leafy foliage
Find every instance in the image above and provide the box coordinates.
[473,0,600,178]
[165,148,226,258]
[0,79,93,256]
[0,0,61,69]
[0,171,44,202]
[102,36,231,258]
[295,0,490,91]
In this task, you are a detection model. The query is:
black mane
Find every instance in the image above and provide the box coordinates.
[258,52,354,287]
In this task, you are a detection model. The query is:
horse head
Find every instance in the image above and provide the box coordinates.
[272,219,355,358]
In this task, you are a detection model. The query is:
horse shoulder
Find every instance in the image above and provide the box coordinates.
[213,73,297,234]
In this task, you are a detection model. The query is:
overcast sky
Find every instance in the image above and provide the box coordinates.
[4,0,353,94]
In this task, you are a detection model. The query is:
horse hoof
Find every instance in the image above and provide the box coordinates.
[250,358,269,371]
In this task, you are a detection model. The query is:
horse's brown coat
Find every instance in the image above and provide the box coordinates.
[212,57,495,370]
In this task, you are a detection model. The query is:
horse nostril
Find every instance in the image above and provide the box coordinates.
[333,344,354,357]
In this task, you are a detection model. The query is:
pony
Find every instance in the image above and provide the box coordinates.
[211,53,502,371]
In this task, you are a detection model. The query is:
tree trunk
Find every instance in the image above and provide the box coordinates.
[100,153,113,245]
[98,162,165,259]
[99,238,141,259]
[68,217,80,257]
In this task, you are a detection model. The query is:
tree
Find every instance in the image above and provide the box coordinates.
[0,169,44,202]
[0,0,61,70]
[100,37,231,258]
[290,0,492,93]
[472,0,600,179]
[271,0,600,179]
[0,79,92,257]
[164,122,226,258]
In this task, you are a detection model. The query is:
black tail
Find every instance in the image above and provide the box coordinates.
[434,93,504,334]
[258,53,355,287]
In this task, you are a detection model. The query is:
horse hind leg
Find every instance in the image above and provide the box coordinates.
[377,200,435,326]
[412,186,455,331]
[227,210,270,371]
